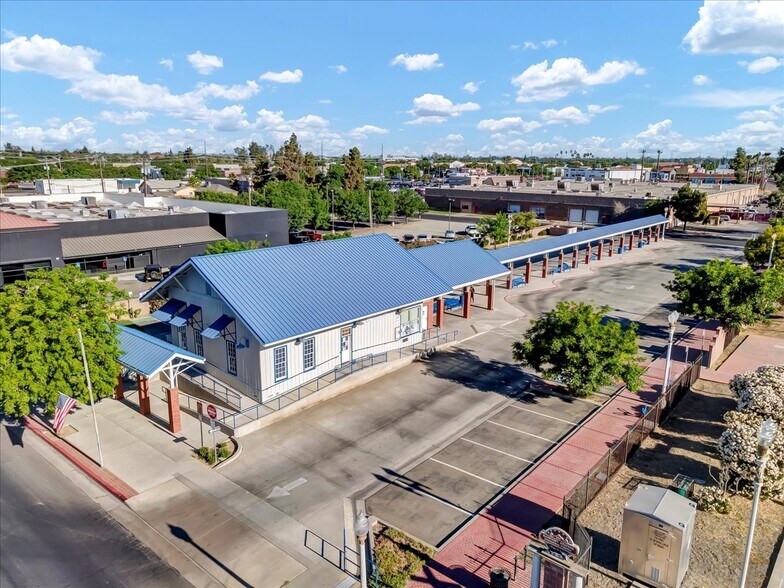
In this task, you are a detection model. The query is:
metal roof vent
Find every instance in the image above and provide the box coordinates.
[32,200,48,209]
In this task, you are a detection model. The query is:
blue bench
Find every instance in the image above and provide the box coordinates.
[444,295,463,310]
[511,277,526,288]
[618,245,629,254]
[550,262,572,275]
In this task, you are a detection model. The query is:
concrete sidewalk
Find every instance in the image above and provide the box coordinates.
[56,379,352,588]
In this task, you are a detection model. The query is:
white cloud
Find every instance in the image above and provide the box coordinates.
[186,51,223,75]
[540,106,591,125]
[621,119,700,153]
[0,116,96,149]
[406,93,479,125]
[159,58,174,71]
[462,81,479,94]
[318,99,333,104]
[518,39,558,50]
[692,74,712,86]
[98,110,151,125]
[259,69,303,84]
[347,125,389,139]
[512,58,645,102]
[683,87,784,108]
[390,53,443,71]
[210,105,251,132]
[736,104,783,122]
[121,127,203,152]
[0,34,100,80]
[193,81,259,100]
[541,39,558,48]
[587,104,621,114]
[254,109,347,152]
[477,117,541,133]
[683,0,784,55]
[445,134,464,143]
[743,56,783,74]
[0,107,18,120]
[701,120,784,152]
[330,64,348,74]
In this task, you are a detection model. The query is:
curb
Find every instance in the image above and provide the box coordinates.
[23,415,138,502]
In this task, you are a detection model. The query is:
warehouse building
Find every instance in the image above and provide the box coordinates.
[0,193,288,284]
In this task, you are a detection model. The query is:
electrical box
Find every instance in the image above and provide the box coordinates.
[618,484,696,588]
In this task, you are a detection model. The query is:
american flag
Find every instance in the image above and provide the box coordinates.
[52,393,77,432]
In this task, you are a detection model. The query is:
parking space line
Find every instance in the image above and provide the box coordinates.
[486,420,556,443]
[506,404,579,425]
[391,480,474,516]
[428,458,504,489]
[460,437,533,463]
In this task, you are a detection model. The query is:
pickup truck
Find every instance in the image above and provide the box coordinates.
[289,229,323,244]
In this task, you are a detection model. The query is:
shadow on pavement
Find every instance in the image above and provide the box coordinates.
[168,524,252,588]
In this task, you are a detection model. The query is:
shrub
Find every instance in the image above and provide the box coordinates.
[218,442,231,459]
[695,485,731,514]
[197,446,216,464]
[374,525,435,588]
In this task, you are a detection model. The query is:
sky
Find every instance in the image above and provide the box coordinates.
[0,0,782,158]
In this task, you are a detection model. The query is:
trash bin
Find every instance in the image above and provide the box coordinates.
[489,567,511,588]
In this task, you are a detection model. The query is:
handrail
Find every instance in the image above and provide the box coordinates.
[220,329,458,429]
[182,367,243,410]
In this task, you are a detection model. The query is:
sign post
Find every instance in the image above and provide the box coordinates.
[196,401,204,448]
[206,404,218,463]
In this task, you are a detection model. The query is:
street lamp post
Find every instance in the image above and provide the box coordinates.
[447,199,454,232]
[768,233,777,268]
[126,290,134,314]
[354,511,370,588]
[662,310,680,393]
[739,419,779,588]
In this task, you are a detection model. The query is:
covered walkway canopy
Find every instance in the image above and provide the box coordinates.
[489,214,668,265]
[117,325,204,434]
[408,239,509,290]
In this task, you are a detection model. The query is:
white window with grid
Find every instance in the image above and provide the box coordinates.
[273,346,287,381]
[193,328,203,357]
[303,337,315,371]
[226,340,237,375]
[397,305,421,339]
[177,325,187,349]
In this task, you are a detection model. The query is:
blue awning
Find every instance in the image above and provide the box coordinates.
[203,314,234,339]
[151,298,186,322]
[169,304,201,327]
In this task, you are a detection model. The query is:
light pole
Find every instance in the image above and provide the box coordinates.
[768,233,777,268]
[662,310,680,393]
[126,290,133,314]
[507,213,512,248]
[354,511,370,588]
[739,419,779,588]
[447,198,454,232]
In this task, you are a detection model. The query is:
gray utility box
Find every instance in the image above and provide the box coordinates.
[618,484,696,588]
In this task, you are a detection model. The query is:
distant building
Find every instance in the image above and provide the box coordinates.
[214,163,242,177]
[35,178,141,195]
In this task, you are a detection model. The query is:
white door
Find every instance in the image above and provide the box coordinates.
[585,209,599,224]
[340,327,352,365]
[569,208,583,224]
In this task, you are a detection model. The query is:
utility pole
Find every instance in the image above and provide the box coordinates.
[97,156,106,193]
[655,149,662,180]
[247,144,253,206]
[640,148,646,182]
[44,157,52,195]
[368,189,374,234]
[380,143,384,180]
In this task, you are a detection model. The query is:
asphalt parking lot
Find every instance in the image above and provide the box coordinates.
[365,389,595,547]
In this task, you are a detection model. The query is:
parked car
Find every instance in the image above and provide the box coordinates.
[718,215,731,223]
[465,225,481,238]
[400,234,416,244]
[417,234,429,241]
[143,264,163,281]
[445,229,456,239]
[289,229,323,244]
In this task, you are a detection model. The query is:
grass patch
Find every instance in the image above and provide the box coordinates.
[374,525,435,588]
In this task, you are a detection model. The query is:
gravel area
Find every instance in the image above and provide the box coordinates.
[578,379,784,588]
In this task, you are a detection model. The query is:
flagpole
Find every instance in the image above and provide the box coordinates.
[78,328,104,468]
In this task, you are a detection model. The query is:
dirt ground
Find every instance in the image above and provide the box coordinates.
[578,379,784,588]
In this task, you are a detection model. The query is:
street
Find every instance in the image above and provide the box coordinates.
[0,422,190,588]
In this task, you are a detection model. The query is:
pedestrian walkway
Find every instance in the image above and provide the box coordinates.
[701,334,783,384]
[410,321,720,588]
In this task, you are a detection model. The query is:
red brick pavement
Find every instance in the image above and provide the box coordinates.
[409,322,720,588]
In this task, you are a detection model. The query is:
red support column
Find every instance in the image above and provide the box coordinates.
[435,298,445,327]
[167,386,182,434]
[524,260,532,284]
[425,300,434,329]
[506,264,512,289]
[597,240,604,260]
[585,244,592,264]
[647,227,653,243]
[137,376,151,416]
[114,371,124,400]
[541,255,549,277]
[654,226,660,242]
[462,287,471,319]
[571,247,578,268]
[608,238,614,257]
[629,232,635,249]
[558,251,564,271]
[486,281,495,310]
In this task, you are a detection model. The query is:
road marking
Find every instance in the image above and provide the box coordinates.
[266,477,307,498]
[428,457,504,488]
[486,420,556,443]
[460,437,533,463]
[391,479,474,516]
[506,404,579,425]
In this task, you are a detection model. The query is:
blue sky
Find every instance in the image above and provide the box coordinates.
[1,1,782,157]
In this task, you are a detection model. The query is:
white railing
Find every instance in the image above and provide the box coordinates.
[182,367,243,410]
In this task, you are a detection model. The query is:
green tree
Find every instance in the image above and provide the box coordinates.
[322,231,352,240]
[403,165,420,179]
[326,162,345,188]
[301,152,321,186]
[196,190,245,205]
[309,192,331,229]
[665,259,780,328]
[511,212,538,237]
[384,165,402,179]
[233,146,248,160]
[183,146,195,167]
[745,224,784,268]
[478,212,510,248]
[342,147,365,190]
[369,181,395,223]
[260,181,313,230]
[0,266,125,417]
[670,184,708,231]
[512,301,643,398]
[395,188,428,222]
[730,147,749,183]
[767,174,784,212]
[159,161,188,180]
[204,239,266,255]
[335,189,367,228]
[251,150,273,190]
[276,133,304,183]
[772,148,784,176]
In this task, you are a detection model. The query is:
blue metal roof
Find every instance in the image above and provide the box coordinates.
[169,304,201,327]
[408,239,510,290]
[143,234,453,346]
[151,298,185,322]
[117,325,203,377]
[202,314,234,339]
[489,215,668,264]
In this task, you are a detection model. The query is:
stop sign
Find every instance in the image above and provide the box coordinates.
[206,404,217,419]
